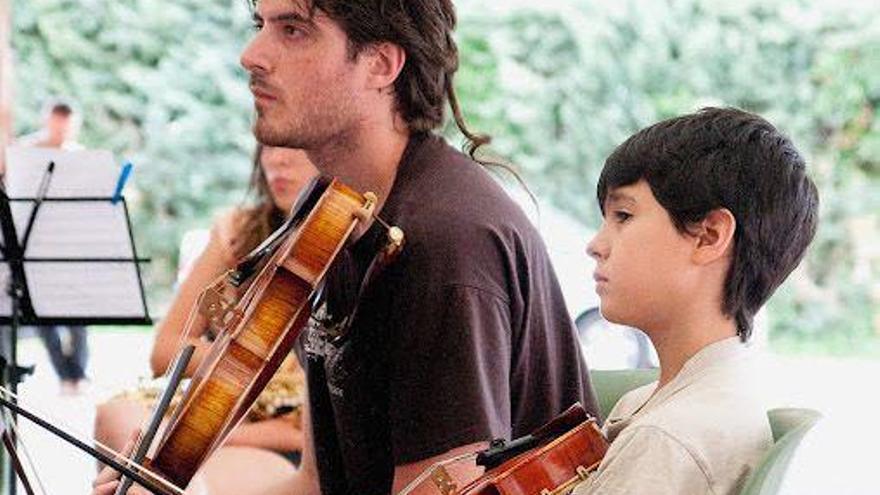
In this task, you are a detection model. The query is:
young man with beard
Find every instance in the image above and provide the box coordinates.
[93,1,595,494]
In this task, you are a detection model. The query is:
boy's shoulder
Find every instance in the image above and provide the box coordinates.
[605,353,772,489]
[624,348,769,437]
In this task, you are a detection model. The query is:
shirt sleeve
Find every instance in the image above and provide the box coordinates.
[386,282,513,465]
[573,425,712,495]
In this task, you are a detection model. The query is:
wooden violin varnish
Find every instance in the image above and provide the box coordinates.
[140,176,376,490]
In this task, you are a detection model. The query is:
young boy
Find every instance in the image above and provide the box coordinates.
[574,107,819,495]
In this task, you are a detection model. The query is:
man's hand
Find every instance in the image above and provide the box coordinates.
[91,430,150,495]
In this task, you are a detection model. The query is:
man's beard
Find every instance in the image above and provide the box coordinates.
[253,104,350,152]
[254,121,304,149]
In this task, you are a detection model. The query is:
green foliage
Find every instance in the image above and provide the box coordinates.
[11,0,879,353]
[448,0,880,354]
[13,0,257,299]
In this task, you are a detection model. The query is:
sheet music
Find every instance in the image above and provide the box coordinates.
[3,146,119,199]
[8,201,134,258]
[0,264,10,316]
[24,262,145,318]
[0,146,149,321]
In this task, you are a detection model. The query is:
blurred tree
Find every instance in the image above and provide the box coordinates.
[10,0,879,353]
[451,0,880,354]
[13,0,256,296]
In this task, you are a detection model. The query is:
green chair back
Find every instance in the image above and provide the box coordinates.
[589,368,659,420]
[739,408,822,495]
[767,407,821,442]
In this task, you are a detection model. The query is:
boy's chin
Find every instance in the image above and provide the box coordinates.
[599,304,634,327]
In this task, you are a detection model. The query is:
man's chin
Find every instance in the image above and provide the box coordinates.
[253,125,293,148]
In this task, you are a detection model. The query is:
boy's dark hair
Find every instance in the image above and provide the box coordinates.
[597,107,819,341]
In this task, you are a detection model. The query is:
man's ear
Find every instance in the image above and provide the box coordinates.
[364,42,406,92]
[692,208,736,265]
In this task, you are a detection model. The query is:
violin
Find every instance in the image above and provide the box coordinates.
[0,175,403,495]
[0,176,403,495]
[403,404,608,495]
[139,175,380,491]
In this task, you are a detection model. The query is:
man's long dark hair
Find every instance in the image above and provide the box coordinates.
[302,0,489,156]
[249,0,530,193]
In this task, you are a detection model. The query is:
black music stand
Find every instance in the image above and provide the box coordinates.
[0,149,151,495]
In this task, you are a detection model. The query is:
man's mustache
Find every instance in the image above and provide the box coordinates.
[249,76,277,96]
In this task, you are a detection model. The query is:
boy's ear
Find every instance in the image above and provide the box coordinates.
[364,42,406,92]
[692,208,736,265]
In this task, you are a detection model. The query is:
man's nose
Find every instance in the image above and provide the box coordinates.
[240,33,268,75]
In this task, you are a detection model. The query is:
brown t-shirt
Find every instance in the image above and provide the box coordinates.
[297,133,597,495]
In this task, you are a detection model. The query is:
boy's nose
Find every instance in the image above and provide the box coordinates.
[586,232,608,261]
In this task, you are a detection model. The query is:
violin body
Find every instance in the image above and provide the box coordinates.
[458,419,608,495]
[146,177,372,488]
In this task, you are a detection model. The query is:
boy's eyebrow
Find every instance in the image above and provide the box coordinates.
[606,191,637,206]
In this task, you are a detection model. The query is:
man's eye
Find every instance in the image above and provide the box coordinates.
[252,22,264,31]
[614,211,632,223]
[283,25,301,36]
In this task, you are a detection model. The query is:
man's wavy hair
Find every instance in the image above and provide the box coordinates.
[597,108,819,341]
[249,0,489,157]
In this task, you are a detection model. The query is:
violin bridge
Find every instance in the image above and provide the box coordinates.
[198,284,241,333]
[430,465,458,495]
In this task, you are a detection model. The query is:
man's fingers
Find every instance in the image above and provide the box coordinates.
[91,480,119,495]
[94,429,142,486]
[92,480,151,495]
[94,464,121,486]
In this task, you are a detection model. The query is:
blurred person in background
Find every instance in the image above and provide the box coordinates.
[15,97,87,394]
[17,98,82,150]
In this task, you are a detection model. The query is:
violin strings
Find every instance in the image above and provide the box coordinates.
[0,385,185,495]
[168,286,209,377]
[372,212,394,231]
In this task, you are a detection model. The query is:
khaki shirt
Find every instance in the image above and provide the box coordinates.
[574,337,772,495]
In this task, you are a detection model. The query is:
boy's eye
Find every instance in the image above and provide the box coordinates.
[613,211,632,223]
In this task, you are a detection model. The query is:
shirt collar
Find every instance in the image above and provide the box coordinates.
[605,337,751,434]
